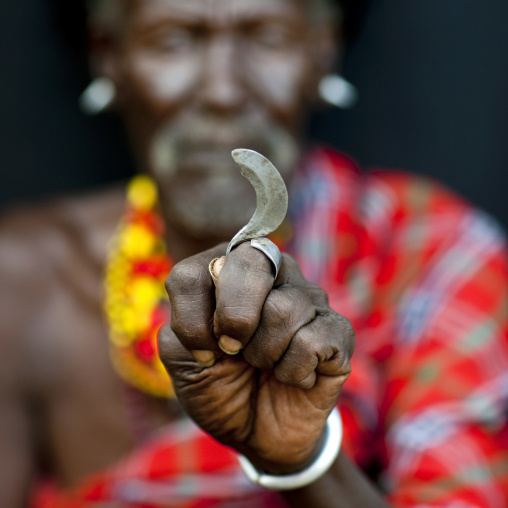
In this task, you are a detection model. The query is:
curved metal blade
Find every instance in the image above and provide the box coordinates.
[226,149,288,255]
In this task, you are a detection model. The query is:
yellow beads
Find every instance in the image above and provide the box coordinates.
[131,277,164,308]
[122,224,157,259]
[127,174,158,210]
[104,175,174,398]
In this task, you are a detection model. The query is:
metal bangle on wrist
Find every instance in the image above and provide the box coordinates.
[237,407,343,491]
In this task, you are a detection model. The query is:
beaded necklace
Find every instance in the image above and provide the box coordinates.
[104,175,174,398]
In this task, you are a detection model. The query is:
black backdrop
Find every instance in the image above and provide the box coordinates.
[1,0,508,230]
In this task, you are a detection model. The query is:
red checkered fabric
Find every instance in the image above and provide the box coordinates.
[289,147,508,507]
[31,147,508,507]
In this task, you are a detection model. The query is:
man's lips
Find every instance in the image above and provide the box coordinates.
[173,149,239,178]
[169,139,269,175]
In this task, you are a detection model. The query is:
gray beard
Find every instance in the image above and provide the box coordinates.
[148,118,299,241]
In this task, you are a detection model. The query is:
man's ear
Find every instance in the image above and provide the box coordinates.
[306,19,343,103]
[87,24,123,96]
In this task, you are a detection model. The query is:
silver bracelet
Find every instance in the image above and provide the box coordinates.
[237,407,342,491]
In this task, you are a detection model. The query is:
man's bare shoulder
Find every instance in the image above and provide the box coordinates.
[0,185,126,280]
[0,185,126,351]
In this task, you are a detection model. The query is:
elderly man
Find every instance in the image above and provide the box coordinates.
[1,0,508,506]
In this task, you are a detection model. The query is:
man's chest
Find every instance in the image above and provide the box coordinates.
[30,291,134,486]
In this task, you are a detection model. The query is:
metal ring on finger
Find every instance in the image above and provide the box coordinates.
[227,237,282,280]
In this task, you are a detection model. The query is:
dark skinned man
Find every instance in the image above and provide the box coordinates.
[1,0,508,506]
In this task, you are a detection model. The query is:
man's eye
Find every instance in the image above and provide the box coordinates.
[152,28,196,52]
[249,26,294,50]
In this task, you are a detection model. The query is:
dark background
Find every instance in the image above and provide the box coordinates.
[1,0,508,229]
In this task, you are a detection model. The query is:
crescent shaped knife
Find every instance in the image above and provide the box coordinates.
[226,149,289,255]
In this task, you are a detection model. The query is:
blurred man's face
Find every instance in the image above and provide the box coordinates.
[106,0,331,241]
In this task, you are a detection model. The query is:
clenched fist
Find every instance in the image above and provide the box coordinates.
[158,242,354,475]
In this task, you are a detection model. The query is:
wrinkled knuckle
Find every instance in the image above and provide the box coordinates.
[331,311,355,339]
[265,292,293,324]
[167,261,207,294]
[340,314,355,337]
[316,288,330,306]
[292,331,315,358]
[338,315,356,351]
[306,284,328,305]
[266,289,318,335]
[167,262,188,288]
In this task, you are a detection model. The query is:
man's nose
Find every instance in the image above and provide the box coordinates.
[200,35,246,113]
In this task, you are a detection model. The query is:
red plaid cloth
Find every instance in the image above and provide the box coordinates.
[31,147,508,507]
[32,418,285,508]
[289,147,508,507]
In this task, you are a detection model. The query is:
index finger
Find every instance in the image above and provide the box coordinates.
[214,241,282,354]
[165,243,227,353]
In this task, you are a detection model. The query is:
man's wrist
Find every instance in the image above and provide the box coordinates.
[238,407,343,491]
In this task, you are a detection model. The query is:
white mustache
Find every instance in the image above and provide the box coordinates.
[150,118,299,180]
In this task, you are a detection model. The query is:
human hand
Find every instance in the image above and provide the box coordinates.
[159,242,354,475]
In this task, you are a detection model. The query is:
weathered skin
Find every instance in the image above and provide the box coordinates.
[1,189,128,502]
[0,189,190,503]
[0,0,389,506]
[162,243,354,471]
[95,0,334,252]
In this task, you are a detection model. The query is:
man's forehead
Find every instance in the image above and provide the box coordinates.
[90,0,337,33]
[126,0,310,22]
